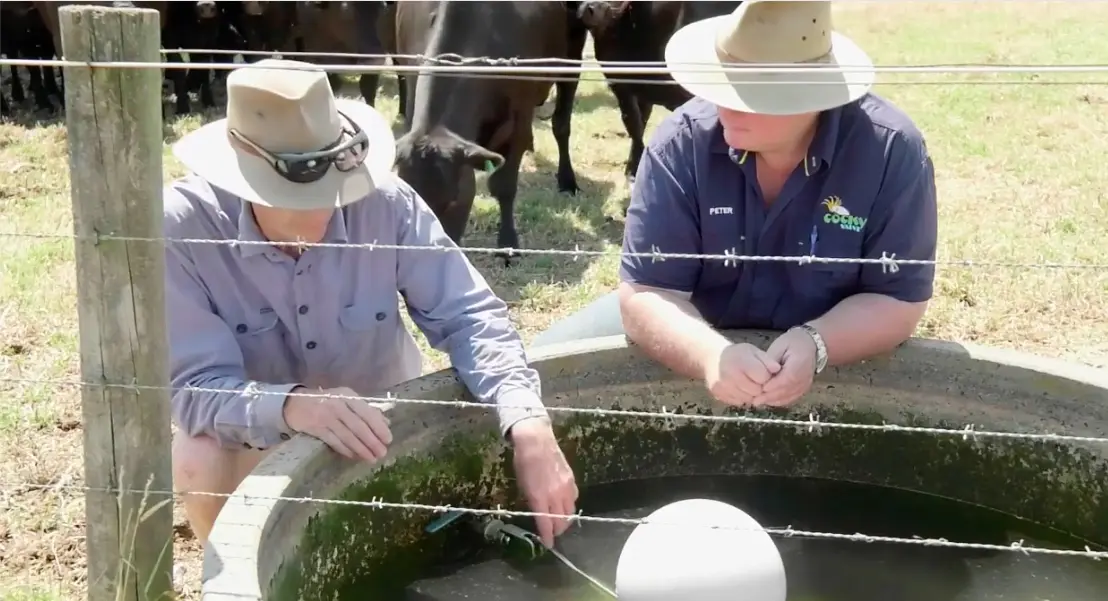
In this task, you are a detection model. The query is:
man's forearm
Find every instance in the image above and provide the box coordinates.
[618,283,730,381]
[426,294,549,436]
[808,293,928,366]
[171,374,301,449]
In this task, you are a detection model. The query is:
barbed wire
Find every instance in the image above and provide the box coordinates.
[4,376,1106,446]
[16,49,1108,74]
[6,57,1105,87]
[3,481,1104,560]
[2,230,1106,272]
[153,47,1108,72]
[3,54,1108,87]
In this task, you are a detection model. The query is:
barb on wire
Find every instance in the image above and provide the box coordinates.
[7,481,1106,560]
[2,230,1106,271]
[4,376,1107,446]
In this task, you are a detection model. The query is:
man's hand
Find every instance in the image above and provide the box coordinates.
[510,417,578,548]
[753,328,818,407]
[283,386,393,463]
[703,342,782,406]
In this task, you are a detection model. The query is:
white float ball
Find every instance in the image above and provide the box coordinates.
[615,498,786,601]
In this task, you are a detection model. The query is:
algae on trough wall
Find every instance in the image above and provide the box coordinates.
[271,403,1108,601]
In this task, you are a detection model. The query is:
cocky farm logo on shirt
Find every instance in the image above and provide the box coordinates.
[821,196,866,232]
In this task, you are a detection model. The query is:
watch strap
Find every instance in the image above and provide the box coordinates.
[797,323,828,374]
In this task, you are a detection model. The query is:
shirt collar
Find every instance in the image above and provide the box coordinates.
[236,202,350,259]
[710,104,845,176]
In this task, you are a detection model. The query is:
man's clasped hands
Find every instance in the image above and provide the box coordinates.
[703,327,819,409]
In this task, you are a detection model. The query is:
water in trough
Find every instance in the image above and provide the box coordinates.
[404,475,1107,601]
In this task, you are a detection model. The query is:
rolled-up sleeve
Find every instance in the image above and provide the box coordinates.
[859,130,938,301]
[165,194,299,449]
[619,118,702,293]
[392,183,547,436]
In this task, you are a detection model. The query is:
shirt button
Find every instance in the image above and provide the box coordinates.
[306,341,317,350]
[375,312,386,321]
[298,305,309,315]
[280,433,291,441]
[236,324,248,334]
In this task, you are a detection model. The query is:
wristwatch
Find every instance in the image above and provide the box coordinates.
[796,323,828,374]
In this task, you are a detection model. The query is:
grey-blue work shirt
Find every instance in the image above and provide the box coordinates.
[164,173,546,450]
[620,94,938,329]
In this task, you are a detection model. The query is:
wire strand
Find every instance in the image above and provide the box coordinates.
[4,376,1105,446]
[5,481,1105,560]
[2,231,1105,271]
[6,55,1108,79]
[151,47,1108,71]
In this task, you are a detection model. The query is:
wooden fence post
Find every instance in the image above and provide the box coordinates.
[59,6,173,601]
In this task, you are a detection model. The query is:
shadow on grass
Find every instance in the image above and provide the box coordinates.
[569,82,616,115]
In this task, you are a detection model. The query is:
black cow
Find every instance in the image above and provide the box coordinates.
[2,1,63,113]
[576,0,742,179]
[236,0,298,58]
[295,1,401,109]
[393,1,587,255]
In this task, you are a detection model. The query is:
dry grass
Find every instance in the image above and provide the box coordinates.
[2,2,1108,599]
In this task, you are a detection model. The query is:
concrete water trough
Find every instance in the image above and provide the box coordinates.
[200,330,1108,600]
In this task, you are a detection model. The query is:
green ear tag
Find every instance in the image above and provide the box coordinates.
[484,159,496,174]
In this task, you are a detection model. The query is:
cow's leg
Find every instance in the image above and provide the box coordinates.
[168,52,192,117]
[400,71,416,129]
[551,79,580,195]
[610,83,646,180]
[396,68,409,124]
[327,73,346,96]
[26,66,54,113]
[486,146,526,262]
[632,98,654,184]
[193,53,215,109]
[43,66,62,99]
[1,92,9,117]
[358,72,380,107]
[9,65,25,104]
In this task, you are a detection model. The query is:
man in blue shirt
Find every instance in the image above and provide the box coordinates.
[167,59,577,547]
[537,1,937,410]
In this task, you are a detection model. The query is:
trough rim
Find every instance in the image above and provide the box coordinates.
[198,331,1108,600]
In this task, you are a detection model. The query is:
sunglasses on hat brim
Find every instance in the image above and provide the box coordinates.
[228,111,370,184]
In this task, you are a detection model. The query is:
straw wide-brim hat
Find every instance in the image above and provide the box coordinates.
[665,1,875,116]
[172,59,396,210]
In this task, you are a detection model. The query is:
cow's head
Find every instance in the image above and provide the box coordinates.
[394,128,505,244]
[242,0,267,17]
[195,0,218,19]
[576,0,632,34]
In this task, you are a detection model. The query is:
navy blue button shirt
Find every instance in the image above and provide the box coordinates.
[620,94,938,330]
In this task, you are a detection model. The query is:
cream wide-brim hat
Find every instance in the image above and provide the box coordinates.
[664,4,875,116]
[172,61,396,210]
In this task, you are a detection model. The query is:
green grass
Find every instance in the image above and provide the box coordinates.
[1,588,67,601]
[1,2,1107,598]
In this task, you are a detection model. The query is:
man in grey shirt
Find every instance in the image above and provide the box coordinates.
[167,59,577,547]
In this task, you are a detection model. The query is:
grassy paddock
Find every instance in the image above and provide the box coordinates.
[2,2,1107,599]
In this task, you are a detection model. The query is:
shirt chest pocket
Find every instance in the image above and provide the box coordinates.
[337,302,398,364]
[697,212,745,292]
[790,220,866,317]
[230,311,287,381]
